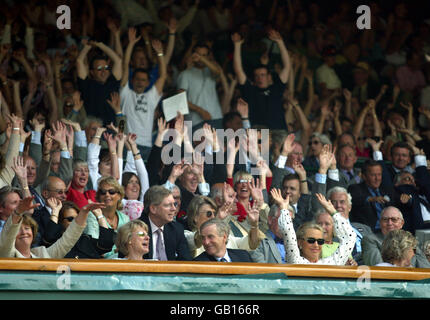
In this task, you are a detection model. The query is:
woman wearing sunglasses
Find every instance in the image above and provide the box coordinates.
[184,195,261,258]
[42,200,115,259]
[271,189,356,265]
[0,196,106,258]
[115,220,150,260]
[83,176,130,258]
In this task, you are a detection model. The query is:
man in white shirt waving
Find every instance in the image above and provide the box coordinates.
[120,28,167,160]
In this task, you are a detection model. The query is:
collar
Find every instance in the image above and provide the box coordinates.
[149,217,164,234]
[216,250,230,262]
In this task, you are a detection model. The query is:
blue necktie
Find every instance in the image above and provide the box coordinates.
[29,186,45,207]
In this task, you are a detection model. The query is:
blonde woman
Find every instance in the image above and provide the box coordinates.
[84,176,130,258]
[376,230,418,267]
[115,220,150,260]
[272,188,356,265]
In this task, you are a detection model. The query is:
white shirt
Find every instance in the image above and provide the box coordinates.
[176,67,223,126]
[120,82,162,147]
[149,217,165,260]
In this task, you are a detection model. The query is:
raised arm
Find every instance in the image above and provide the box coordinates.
[152,39,167,95]
[93,41,123,81]
[231,32,247,85]
[267,29,291,84]
[121,27,141,88]
[76,40,92,80]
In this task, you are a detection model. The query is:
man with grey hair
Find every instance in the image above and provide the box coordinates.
[327,186,373,264]
[194,219,253,262]
[250,203,294,263]
[361,206,430,267]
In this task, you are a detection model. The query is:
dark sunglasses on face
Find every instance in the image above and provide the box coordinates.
[99,189,118,196]
[305,237,325,245]
[95,65,109,71]
[205,210,216,218]
[63,216,74,222]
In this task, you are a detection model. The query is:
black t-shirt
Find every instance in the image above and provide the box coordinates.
[238,74,287,129]
[77,75,120,126]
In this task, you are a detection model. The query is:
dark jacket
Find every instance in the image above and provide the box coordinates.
[193,248,253,262]
[140,212,192,261]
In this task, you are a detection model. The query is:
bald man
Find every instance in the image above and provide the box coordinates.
[32,176,68,246]
[361,206,430,267]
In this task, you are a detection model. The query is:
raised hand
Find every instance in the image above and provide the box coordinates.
[106,91,121,114]
[248,178,264,203]
[231,32,244,45]
[152,39,164,55]
[16,196,40,215]
[246,200,261,225]
[315,193,337,215]
[128,27,141,45]
[366,138,384,152]
[292,160,307,180]
[267,29,282,42]
[236,98,249,119]
[270,188,290,210]
[47,197,63,212]
[281,133,296,156]
[103,132,117,153]
[12,156,27,182]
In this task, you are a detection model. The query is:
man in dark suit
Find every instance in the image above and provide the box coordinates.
[194,219,253,262]
[394,149,430,234]
[348,159,398,232]
[32,176,68,246]
[139,185,191,261]
[337,144,362,187]
[373,141,415,188]
[361,206,430,267]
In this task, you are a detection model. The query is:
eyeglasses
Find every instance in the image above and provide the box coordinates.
[309,140,321,146]
[381,217,402,223]
[304,237,325,245]
[136,231,148,237]
[63,216,74,222]
[95,65,109,71]
[48,189,67,195]
[99,189,119,196]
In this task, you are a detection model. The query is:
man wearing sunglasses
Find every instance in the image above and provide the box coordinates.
[76,40,123,126]
[361,206,430,267]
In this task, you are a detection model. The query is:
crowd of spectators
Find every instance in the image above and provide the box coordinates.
[0,0,430,269]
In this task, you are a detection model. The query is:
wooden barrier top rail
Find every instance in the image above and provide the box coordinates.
[1,258,430,281]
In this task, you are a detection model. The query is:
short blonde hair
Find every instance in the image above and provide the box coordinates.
[381,229,418,264]
[296,222,324,241]
[233,171,253,186]
[115,220,149,256]
[96,176,125,210]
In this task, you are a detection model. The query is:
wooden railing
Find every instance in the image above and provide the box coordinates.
[1,258,430,281]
